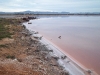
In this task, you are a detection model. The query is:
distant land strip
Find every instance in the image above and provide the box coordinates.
[0,11,100,15]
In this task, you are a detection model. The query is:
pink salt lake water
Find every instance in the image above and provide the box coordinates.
[24,16,100,75]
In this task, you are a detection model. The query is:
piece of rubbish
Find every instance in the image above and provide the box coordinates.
[28,22,32,24]
[58,36,61,39]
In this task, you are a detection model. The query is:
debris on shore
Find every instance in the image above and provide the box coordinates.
[58,36,61,39]
[28,22,32,24]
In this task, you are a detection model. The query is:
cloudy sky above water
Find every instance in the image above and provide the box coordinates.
[0,0,100,12]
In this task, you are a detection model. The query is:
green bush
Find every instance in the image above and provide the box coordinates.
[0,45,8,48]
[6,55,15,59]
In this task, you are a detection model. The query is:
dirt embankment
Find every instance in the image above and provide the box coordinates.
[0,18,69,75]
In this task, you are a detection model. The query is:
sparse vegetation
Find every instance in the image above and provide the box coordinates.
[0,45,8,48]
[0,18,12,40]
[6,55,15,59]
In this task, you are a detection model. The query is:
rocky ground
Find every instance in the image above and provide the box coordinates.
[0,18,69,75]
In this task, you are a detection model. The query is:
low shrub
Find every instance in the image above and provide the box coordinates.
[0,45,8,48]
[6,55,15,59]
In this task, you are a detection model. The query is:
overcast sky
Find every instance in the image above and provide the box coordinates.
[0,0,100,12]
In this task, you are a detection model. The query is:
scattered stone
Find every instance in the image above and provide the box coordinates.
[48,50,53,52]
[87,69,92,74]
[61,55,67,59]
[60,71,69,75]
[34,32,39,34]
[51,54,59,60]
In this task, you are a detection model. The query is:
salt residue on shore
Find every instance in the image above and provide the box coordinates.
[32,32,98,75]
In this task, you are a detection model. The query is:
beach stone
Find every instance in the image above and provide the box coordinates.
[21,36,25,40]
[32,63,39,70]
[52,56,59,60]
[60,71,69,75]
[61,55,67,59]
[87,69,92,74]
[48,50,53,52]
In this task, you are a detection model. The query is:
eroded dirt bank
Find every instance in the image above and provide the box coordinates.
[0,18,69,75]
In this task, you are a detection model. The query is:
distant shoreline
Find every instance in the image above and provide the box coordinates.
[0,14,100,16]
[0,14,100,19]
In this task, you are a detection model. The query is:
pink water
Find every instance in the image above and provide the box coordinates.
[24,16,100,75]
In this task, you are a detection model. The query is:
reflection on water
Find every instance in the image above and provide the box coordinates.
[24,16,100,75]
